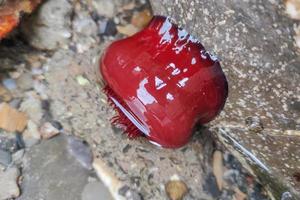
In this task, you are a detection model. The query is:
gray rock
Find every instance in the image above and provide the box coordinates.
[0,167,20,200]
[0,149,12,167]
[2,78,17,90]
[81,181,113,200]
[12,149,25,165]
[67,136,93,170]
[92,0,116,18]
[21,0,72,50]
[22,120,41,148]
[20,95,43,124]
[18,134,90,200]
[16,73,33,91]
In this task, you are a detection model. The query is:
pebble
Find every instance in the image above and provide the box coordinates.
[165,179,188,200]
[21,0,72,50]
[81,181,113,200]
[212,150,223,190]
[92,0,116,18]
[0,167,20,200]
[20,94,43,124]
[0,149,12,167]
[16,73,33,91]
[40,122,60,139]
[2,79,17,91]
[22,120,41,147]
[12,149,25,165]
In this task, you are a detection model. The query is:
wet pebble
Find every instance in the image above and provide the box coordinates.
[165,179,188,200]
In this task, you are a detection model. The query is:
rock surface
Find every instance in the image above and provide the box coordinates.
[0,167,20,200]
[18,135,91,200]
[81,181,113,200]
[150,0,300,199]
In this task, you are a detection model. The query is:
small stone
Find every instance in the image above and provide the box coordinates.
[234,187,247,200]
[20,94,43,124]
[22,120,41,147]
[40,122,60,139]
[21,0,72,50]
[0,149,12,167]
[116,24,139,36]
[12,149,24,165]
[131,9,152,29]
[16,73,33,91]
[76,75,90,86]
[165,179,188,200]
[0,85,12,102]
[212,150,223,190]
[81,181,113,200]
[0,103,28,132]
[0,167,20,199]
[92,0,116,18]
[2,78,16,90]
[245,116,263,133]
[73,12,98,36]
[285,0,300,20]
[101,19,117,36]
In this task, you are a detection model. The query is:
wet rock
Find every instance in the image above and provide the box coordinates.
[165,178,188,200]
[22,120,40,147]
[21,0,72,50]
[16,73,33,91]
[99,19,117,36]
[0,149,12,167]
[12,149,25,165]
[92,0,116,18]
[2,78,16,90]
[81,181,113,200]
[19,135,90,200]
[40,122,59,139]
[20,94,43,124]
[67,136,93,170]
[0,102,28,132]
[0,167,20,200]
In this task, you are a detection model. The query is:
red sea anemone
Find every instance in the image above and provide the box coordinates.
[100,16,228,148]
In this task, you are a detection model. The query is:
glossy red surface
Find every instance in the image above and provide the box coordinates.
[100,16,228,148]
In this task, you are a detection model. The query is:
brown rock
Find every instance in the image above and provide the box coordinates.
[40,122,59,139]
[131,9,152,29]
[116,24,139,36]
[0,103,27,132]
[165,180,188,200]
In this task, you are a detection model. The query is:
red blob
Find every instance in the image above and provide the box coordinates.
[100,16,228,148]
